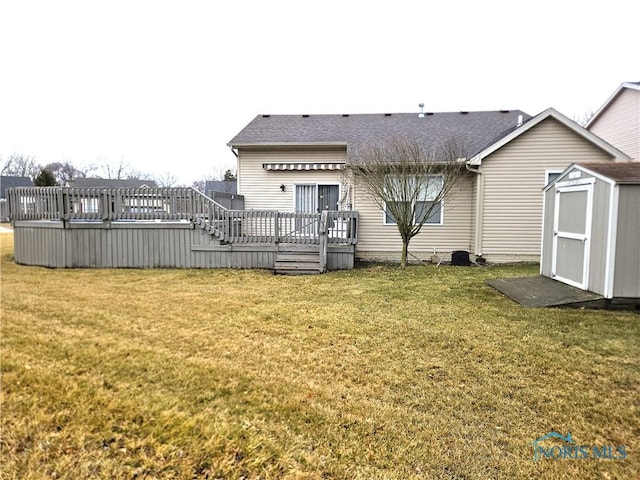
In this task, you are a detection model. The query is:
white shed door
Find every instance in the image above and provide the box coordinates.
[551,183,594,290]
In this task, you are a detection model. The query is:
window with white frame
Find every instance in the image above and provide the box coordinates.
[546,170,564,186]
[384,175,444,225]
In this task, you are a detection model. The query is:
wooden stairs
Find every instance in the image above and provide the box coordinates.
[274,246,323,275]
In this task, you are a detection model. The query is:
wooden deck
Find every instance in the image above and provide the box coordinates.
[7,187,358,272]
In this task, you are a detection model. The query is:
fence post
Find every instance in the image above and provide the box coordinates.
[59,188,70,228]
[319,210,329,273]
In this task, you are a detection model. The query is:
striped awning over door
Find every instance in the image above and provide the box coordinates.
[262,163,345,171]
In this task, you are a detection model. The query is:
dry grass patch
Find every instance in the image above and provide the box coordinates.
[1,233,639,479]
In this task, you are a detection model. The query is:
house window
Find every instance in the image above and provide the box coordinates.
[546,170,564,186]
[383,175,443,225]
[416,200,442,224]
[385,200,442,225]
[295,184,340,213]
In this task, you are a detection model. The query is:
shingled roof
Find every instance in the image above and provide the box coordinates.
[1,176,33,198]
[578,162,640,184]
[228,110,532,161]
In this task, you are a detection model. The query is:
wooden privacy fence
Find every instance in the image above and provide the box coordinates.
[7,187,358,246]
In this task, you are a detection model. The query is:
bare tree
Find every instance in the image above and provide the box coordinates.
[350,137,466,268]
[573,110,595,127]
[44,161,95,185]
[191,179,207,192]
[95,157,152,181]
[191,165,237,193]
[209,163,237,181]
[100,157,129,180]
[1,153,40,179]
[155,171,179,187]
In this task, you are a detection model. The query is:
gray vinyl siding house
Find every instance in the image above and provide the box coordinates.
[541,163,640,299]
[229,108,629,263]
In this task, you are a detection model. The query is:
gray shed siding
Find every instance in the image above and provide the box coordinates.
[542,171,611,296]
[542,165,640,299]
[587,177,612,296]
[613,185,640,297]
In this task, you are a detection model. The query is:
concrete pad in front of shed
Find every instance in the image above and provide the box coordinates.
[487,276,604,308]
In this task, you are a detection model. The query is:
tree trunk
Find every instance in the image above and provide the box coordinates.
[400,238,409,268]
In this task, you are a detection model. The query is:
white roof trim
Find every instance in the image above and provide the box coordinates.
[467,107,630,166]
[228,141,347,148]
[263,162,345,171]
[586,82,640,129]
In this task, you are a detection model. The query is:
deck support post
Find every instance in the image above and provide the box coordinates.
[319,210,329,273]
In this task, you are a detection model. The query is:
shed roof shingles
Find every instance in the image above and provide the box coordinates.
[228,111,532,161]
[579,162,640,184]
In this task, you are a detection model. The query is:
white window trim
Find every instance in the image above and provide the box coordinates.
[545,169,565,186]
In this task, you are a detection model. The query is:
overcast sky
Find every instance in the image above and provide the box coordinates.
[1,0,637,185]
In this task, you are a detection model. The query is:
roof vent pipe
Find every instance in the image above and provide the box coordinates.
[418,103,425,118]
[517,114,523,127]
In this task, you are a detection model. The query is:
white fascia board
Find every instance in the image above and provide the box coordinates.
[468,107,630,167]
[227,141,348,148]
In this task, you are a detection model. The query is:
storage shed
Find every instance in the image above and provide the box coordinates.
[541,162,640,300]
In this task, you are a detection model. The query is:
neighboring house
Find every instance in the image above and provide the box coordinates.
[66,178,159,215]
[1,176,33,222]
[204,180,243,209]
[586,81,640,161]
[228,108,629,263]
[204,180,237,195]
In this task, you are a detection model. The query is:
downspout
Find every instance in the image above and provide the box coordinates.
[466,162,484,258]
[229,146,240,193]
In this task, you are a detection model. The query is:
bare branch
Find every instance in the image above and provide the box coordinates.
[1,153,40,179]
[155,171,179,188]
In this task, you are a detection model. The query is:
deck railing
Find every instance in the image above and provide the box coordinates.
[224,210,358,245]
[7,187,202,222]
[7,187,358,245]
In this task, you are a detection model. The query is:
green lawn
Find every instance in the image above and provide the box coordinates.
[1,233,638,479]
